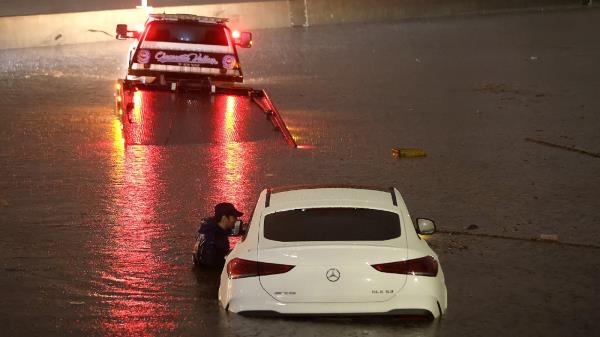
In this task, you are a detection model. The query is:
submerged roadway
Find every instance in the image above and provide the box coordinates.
[1,7,599,336]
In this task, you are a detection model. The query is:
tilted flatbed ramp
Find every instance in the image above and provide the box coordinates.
[115,82,296,147]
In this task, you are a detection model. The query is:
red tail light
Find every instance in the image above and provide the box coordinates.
[371,256,438,277]
[227,258,295,279]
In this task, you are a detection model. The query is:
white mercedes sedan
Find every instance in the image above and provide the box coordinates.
[218,185,447,318]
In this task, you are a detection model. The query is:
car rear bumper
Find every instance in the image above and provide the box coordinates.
[219,272,447,318]
[127,68,243,83]
[238,309,434,319]
[229,295,442,318]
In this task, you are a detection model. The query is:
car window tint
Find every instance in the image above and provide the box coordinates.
[145,22,228,46]
[263,208,401,242]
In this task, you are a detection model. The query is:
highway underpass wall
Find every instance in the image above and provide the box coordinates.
[0,0,595,49]
[291,0,593,26]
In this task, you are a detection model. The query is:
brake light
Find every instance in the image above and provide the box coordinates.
[227,258,256,279]
[227,258,295,279]
[371,256,438,277]
[231,30,241,39]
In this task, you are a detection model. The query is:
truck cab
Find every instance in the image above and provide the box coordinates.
[116,14,252,86]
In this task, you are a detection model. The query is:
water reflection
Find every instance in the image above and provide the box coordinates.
[111,119,125,166]
[210,95,249,206]
[99,92,267,335]
[101,133,177,335]
[121,90,276,146]
[207,95,255,247]
[130,90,144,144]
[227,315,441,336]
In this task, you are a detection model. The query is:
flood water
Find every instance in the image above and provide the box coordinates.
[2,9,600,336]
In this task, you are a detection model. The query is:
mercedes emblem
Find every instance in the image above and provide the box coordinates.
[325,268,341,282]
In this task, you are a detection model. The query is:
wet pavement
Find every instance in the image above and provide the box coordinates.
[1,8,600,336]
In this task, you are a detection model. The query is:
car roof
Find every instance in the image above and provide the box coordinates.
[263,185,399,212]
[147,13,229,25]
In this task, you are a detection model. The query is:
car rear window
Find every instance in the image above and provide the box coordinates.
[263,208,401,242]
[145,22,229,46]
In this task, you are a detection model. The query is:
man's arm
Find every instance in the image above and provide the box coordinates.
[199,228,220,267]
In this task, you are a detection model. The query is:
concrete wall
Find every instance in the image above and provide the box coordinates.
[290,0,589,26]
[0,1,290,50]
[0,0,593,50]
[0,1,279,17]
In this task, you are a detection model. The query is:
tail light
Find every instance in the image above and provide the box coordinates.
[227,258,295,279]
[371,256,438,277]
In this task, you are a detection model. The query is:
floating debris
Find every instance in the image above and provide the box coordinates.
[392,148,427,159]
[539,234,559,242]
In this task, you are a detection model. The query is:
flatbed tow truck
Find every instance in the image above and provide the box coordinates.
[114,13,296,147]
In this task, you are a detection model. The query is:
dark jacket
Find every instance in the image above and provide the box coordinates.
[197,217,230,268]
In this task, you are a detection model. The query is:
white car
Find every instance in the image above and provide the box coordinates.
[218,185,448,318]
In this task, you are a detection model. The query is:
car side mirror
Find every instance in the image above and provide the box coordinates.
[236,32,253,48]
[116,24,128,39]
[116,24,140,40]
[230,220,244,236]
[416,218,436,235]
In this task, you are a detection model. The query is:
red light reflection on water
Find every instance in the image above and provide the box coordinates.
[208,95,251,208]
[297,144,317,150]
[121,90,154,145]
[206,95,256,250]
[103,139,176,335]
[102,93,262,334]
[130,90,144,144]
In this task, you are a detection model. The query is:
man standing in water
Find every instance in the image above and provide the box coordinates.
[194,202,244,270]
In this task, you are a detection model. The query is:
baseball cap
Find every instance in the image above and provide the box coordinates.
[214,202,244,218]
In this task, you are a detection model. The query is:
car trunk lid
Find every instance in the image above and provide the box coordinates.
[257,244,407,303]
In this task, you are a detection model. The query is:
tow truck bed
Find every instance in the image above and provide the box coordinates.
[115,81,296,147]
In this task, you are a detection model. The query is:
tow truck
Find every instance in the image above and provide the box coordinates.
[114,13,296,147]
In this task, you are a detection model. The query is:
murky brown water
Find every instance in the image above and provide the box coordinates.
[1,8,600,336]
